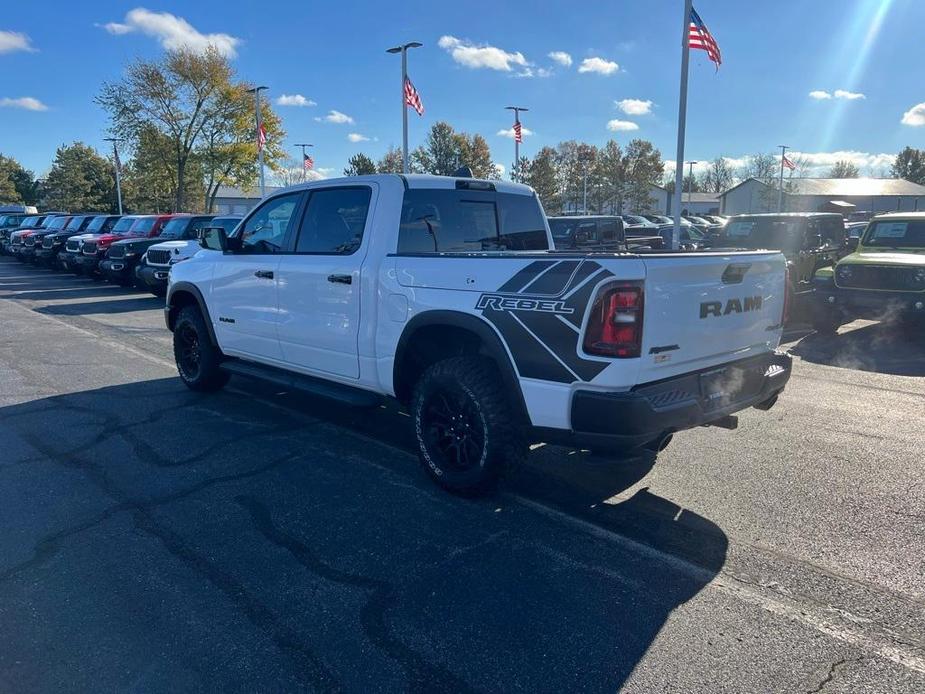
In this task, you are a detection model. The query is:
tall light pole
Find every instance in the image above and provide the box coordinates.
[103,137,123,215]
[247,85,269,197]
[386,42,422,174]
[505,106,529,182]
[686,160,698,212]
[777,144,789,212]
[294,143,313,182]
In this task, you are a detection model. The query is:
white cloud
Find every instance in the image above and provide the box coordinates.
[437,35,528,71]
[834,89,865,100]
[578,57,619,75]
[101,8,241,58]
[319,110,353,124]
[606,119,638,132]
[275,94,315,107]
[516,67,552,78]
[496,126,534,139]
[808,90,832,100]
[548,51,572,67]
[901,102,925,127]
[493,163,506,177]
[0,96,48,111]
[616,98,652,116]
[0,30,36,54]
[790,150,894,173]
[347,133,369,143]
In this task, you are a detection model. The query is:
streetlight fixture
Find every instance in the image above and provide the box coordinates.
[103,137,123,215]
[386,42,423,174]
[294,143,314,183]
[247,85,269,197]
[505,106,529,183]
[686,160,699,212]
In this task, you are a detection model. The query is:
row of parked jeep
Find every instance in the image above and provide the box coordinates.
[0,211,241,295]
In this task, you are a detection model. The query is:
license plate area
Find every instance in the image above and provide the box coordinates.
[700,365,760,411]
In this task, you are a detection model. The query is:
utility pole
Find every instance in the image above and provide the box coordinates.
[687,160,698,212]
[294,143,314,182]
[777,144,789,212]
[505,106,529,182]
[386,42,423,173]
[247,85,269,197]
[583,166,589,214]
[103,137,123,215]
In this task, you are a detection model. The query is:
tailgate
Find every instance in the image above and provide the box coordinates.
[637,252,785,382]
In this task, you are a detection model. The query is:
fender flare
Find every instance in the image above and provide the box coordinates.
[165,281,218,346]
[393,310,529,424]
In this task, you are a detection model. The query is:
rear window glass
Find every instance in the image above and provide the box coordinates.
[398,189,548,253]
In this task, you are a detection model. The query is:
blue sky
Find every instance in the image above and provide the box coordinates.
[2,0,924,180]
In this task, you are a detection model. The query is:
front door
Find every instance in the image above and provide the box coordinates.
[276,185,375,379]
[210,191,306,363]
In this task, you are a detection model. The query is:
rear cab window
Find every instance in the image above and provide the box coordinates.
[398,188,549,253]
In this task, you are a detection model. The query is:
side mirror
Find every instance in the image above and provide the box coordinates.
[845,237,859,252]
[199,226,233,251]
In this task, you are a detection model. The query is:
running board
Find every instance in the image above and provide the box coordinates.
[220,358,383,407]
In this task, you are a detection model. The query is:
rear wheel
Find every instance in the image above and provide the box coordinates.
[411,356,524,495]
[173,305,229,392]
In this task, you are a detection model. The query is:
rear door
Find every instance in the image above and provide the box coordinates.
[210,191,306,363]
[275,185,375,379]
[636,252,786,382]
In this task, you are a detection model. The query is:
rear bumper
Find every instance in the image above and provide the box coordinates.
[537,351,792,452]
[813,279,925,320]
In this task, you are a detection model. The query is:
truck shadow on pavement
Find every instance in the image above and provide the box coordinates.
[789,320,925,377]
[0,376,727,692]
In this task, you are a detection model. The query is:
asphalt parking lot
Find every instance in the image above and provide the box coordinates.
[1,256,923,693]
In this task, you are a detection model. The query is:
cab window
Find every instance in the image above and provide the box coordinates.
[295,187,371,254]
[239,192,303,253]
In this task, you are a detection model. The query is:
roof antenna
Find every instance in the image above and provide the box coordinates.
[453,165,473,178]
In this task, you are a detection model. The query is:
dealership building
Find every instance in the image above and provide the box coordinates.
[719,177,925,215]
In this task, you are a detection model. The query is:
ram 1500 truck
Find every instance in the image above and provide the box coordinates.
[165,174,792,494]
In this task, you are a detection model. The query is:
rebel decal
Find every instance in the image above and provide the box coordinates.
[477,260,613,384]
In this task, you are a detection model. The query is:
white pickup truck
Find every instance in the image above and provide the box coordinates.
[165,174,792,494]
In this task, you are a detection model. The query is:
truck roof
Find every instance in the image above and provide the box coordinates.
[870,211,925,220]
[275,173,536,197]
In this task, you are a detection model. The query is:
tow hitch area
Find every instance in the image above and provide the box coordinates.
[704,415,738,430]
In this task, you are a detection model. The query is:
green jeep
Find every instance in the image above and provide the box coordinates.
[812,212,925,334]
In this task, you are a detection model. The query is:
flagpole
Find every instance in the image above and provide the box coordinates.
[777,144,789,212]
[387,42,423,174]
[247,86,268,198]
[295,143,313,183]
[672,0,693,250]
[505,106,529,182]
[104,137,123,215]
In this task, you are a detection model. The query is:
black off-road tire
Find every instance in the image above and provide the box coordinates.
[173,305,229,392]
[411,356,525,496]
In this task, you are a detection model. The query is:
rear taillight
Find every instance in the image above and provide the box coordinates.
[782,264,792,325]
[583,283,644,358]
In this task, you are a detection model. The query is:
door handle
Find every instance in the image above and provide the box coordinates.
[254,270,274,279]
[327,274,352,285]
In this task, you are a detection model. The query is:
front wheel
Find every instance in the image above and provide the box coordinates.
[411,356,524,495]
[173,305,229,392]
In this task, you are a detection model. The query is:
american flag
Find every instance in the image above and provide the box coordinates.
[257,123,267,152]
[303,153,314,171]
[689,7,722,69]
[513,120,523,144]
[782,154,796,171]
[404,77,424,116]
